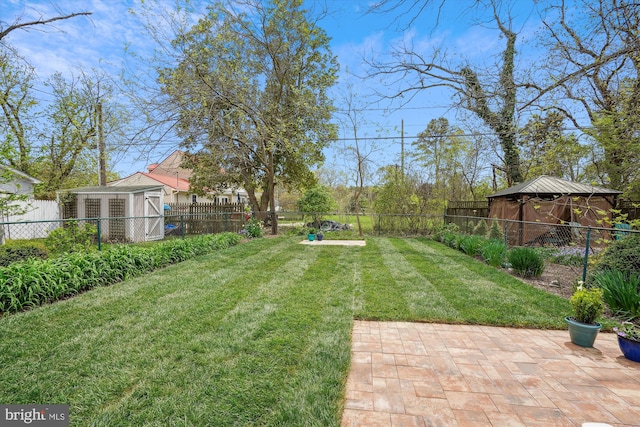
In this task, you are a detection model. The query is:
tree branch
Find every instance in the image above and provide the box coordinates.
[0,12,92,40]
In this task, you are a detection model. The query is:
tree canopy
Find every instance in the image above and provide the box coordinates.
[158,0,338,233]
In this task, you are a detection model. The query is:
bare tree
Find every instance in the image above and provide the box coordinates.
[0,10,91,42]
[339,89,380,236]
[366,0,524,185]
[526,0,640,193]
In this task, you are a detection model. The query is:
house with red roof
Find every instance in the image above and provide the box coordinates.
[109,150,248,205]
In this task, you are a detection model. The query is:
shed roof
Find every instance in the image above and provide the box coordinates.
[58,185,164,194]
[487,175,622,198]
[0,165,41,184]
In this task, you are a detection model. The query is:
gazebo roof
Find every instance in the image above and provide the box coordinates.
[487,175,622,198]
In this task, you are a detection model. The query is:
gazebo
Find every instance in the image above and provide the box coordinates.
[487,176,622,246]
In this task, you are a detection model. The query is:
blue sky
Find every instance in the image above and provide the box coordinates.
[2,0,547,183]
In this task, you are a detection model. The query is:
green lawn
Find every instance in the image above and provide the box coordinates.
[0,237,571,426]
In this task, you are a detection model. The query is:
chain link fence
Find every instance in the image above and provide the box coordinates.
[264,211,443,236]
[444,214,640,282]
[0,212,246,247]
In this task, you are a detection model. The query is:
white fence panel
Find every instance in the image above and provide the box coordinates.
[1,200,60,240]
[4,200,59,222]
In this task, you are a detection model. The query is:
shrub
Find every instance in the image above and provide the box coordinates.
[507,247,545,277]
[244,218,263,238]
[472,219,488,236]
[593,233,640,277]
[570,285,604,324]
[441,231,456,248]
[592,270,640,318]
[481,240,507,268]
[434,223,459,242]
[0,232,241,315]
[458,235,484,256]
[453,234,465,250]
[0,243,48,266]
[45,221,97,255]
[487,219,504,241]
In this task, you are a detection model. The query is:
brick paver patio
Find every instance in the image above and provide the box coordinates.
[342,321,640,427]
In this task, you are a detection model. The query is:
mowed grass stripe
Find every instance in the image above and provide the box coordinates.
[405,238,570,327]
[265,246,357,426]
[95,243,325,426]
[358,238,458,321]
[352,238,410,319]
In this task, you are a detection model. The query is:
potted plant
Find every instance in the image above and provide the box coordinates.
[316,230,324,241]
[614,322,640,363]
[307,227,316,241]
[566,282,604,347]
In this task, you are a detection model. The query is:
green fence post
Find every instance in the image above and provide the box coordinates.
[504,222,508,248]
[97,218,102,251]
[582,227,591,283]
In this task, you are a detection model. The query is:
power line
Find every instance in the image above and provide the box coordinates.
[332,126,597,142]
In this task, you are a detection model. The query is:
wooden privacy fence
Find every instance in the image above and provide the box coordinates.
[445,201,489,218]
[165,202,246,234]
[618,200,640,221]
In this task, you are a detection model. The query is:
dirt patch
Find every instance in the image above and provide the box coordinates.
[512,263,582,300]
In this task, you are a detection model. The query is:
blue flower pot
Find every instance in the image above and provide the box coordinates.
[307,234,315,241]
[565,316,601,348]
[617,335,640,363]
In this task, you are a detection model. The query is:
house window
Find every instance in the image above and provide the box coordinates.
[191,194,197,203]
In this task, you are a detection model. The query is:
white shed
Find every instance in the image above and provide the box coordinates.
[57,185,165,243]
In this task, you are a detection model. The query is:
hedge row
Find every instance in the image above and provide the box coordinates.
[435,227,545,277]
[0,233,241,315]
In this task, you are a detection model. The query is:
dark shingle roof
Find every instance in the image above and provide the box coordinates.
[488,175,622,198]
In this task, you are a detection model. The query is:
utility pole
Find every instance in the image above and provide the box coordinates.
[97,102,106,186]
[401,119,405,180]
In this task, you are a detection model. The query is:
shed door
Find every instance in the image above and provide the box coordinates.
[145,192,164,241]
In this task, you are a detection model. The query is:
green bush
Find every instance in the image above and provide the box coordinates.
[45,222,97,255]
[440,231,456,248]
[434,223,459,243]
[481,240,507,268]
[0,232,241,315]
[592,270,640,318]
[487,219,504,241]
[244,218,264,238]
[453,234,465,250]
[570,286,604,324]
[593,233,640,277]
[472,219,488,236]
[507,247,545,277]
[0,243,48,266]
[458,235,484,256]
